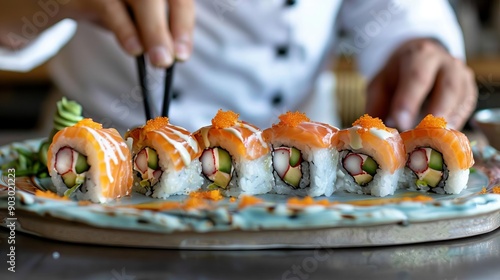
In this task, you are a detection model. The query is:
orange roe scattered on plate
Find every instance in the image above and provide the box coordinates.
[74,118,103,130]
[479,187,488,194]
[238,195,263,209]
[230,197,237,203]
[352,114,389,131]
[416,114,447,129]
[35,190,69,201]
[144,117,169,132]
[189,189,223,201]
[287,196,330,207]
[183,197,208,210]
[493,186,500,194]
[78,201,93,206]
[276,111,310,127]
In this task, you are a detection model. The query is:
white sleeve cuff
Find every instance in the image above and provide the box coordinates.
[0,19,77,72]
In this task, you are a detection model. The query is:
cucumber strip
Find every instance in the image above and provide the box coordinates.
[146,148,159,170]
[361,156,378,176]
[75,153,90,174]
[64,184,81,197]
[217,148,232,174]
[428,149,443,171]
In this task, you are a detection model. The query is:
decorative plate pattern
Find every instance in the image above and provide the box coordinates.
[0,139,499,249]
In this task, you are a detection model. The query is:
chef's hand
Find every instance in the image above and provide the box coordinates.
[366,38,477,131]
[68,0,195,67]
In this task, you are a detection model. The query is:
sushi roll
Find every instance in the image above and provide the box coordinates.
[193,110,273,197]
[125,117,204,198]
[335,114,406,197]
[263,111,339,197]
[400,114,474,194]
[47,119,133,203]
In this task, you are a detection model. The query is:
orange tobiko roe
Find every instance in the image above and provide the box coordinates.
[189,189,224,201]
[352,114,389,132]
[74,118,103,130]
[212,109,239,129]
[275,111,310,127]
[144,117,170,132]
[416,114,447,129]
[287,196,331,207]
[238,195,263,209]
[35,190,69,201]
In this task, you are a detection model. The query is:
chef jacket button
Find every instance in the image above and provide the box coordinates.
[171,89,181,100]
[284,0,297,7]
[276,45,289,57]
[271,92,283,106]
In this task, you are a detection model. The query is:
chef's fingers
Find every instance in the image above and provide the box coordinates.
[425,58,475,129]
[388,40,443,131]
[91,0,143,56]
[366,71,392,123]
[128,0,174,67]
[168,0,195,61]
[449,66,477,129]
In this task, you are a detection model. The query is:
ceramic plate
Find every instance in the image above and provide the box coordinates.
[1,139,499,249]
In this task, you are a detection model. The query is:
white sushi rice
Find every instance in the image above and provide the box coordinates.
[444,169,469,194]
[133,158,204,199]
[403,167,469,195]
[269,141,339,197]
[338,168,401,197]
[51,169,105,203]
[203,154,274,197]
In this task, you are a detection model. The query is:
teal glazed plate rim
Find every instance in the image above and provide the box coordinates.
[1,139,500,249]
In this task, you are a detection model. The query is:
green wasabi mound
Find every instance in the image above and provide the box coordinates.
[1,97,84,178]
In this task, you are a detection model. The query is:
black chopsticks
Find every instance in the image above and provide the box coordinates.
[136,56,176,120]
[136,55,153,120]
[128,7,175,121]
[162,63,176,117]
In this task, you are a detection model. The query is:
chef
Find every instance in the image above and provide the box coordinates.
[0,0,477,133]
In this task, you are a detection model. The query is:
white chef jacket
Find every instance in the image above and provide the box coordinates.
[0,0,464,133]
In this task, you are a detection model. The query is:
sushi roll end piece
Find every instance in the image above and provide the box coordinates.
[47,119,133,203]
[401,114,474,194]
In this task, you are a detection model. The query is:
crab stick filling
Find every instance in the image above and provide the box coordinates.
[407,147,444,188]
[133,147,162,187]
[272,146,303,188]
[54,146,90,196]
[200,147,233,189]
[342,152,378,186]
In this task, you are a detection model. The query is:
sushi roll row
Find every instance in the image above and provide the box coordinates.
[45,111,474,202]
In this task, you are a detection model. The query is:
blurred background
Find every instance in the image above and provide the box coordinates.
[0,0,499,143]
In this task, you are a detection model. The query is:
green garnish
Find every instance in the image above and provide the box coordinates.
[1,97,84,178]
